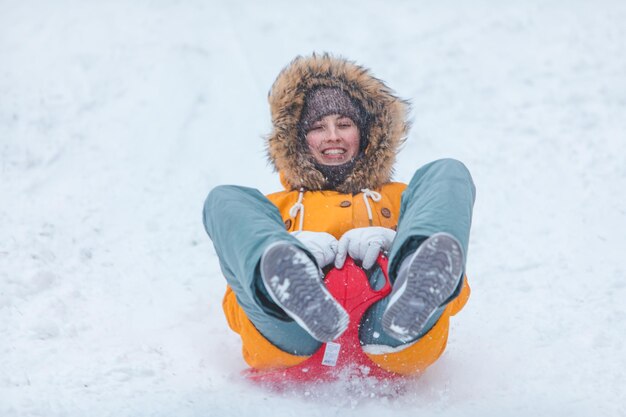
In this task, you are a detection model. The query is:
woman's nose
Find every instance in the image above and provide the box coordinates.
[326,125,341,141]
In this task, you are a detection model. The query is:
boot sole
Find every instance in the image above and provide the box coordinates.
[260,242,349,342]
[382,232,464,343]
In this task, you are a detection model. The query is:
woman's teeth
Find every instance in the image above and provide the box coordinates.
[322,149,345,155]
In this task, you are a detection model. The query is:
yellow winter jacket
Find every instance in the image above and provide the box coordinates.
[222,182,470,375]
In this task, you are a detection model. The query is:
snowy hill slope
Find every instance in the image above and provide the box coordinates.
[1,1,625,416]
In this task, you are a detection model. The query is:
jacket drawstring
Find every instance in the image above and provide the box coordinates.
[361,188,381,226]
[289,188,380,230]
[288,188,305,231]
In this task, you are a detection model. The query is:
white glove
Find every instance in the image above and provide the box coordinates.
[335,227,396,270]
[290,231,338,269]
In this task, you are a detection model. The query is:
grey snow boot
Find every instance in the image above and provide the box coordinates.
[260,241,349,342]
[382,232,464,343]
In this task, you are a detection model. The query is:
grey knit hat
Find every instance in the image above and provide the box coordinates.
[299,87,365,132]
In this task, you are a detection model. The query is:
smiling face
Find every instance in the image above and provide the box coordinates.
[305,114,360,166]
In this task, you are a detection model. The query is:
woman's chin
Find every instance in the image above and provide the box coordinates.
[317,156,353,166]
[320,160,347,166]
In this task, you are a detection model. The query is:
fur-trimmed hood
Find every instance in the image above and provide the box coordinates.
[266,53,410,194]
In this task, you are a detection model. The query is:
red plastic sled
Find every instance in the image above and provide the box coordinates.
[245,255,402,383]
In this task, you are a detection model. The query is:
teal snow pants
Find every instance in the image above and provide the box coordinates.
[203,158,476,355]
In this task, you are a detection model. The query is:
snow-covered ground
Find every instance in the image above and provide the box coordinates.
[2,1,625,416]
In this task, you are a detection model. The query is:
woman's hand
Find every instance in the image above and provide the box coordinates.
[335,227,396,269]
[290,231,338,269]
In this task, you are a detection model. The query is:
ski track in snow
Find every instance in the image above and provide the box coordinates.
[1,1,626,416]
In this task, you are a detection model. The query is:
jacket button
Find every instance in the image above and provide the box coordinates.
[381,208,392,218]
[284,219,292,230]
[340,201,351,208]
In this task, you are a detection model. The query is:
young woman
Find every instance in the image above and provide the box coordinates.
[203,53,476,375]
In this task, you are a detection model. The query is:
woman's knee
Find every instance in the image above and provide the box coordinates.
[204,185,252,216]
[411,158,473,185]
[206,184,238,207]
[429,158,471,177]
[203,185,240,232]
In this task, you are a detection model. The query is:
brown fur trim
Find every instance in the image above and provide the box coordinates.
[266,53,410,194]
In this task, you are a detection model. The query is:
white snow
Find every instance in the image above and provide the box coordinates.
[2,1,626,416]
[270,276,291,301]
